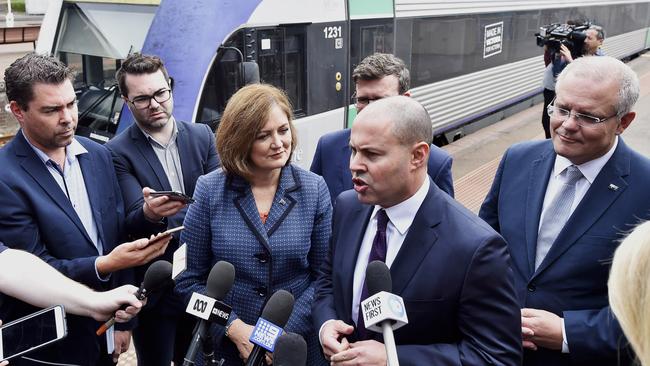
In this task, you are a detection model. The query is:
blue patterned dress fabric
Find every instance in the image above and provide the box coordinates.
[175,164,332,365]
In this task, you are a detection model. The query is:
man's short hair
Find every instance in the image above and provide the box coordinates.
[361,95,432,146]
[589,25,605,40]
[216,84,296,179]
[116,53,170,97]
[4,53,74,110]
[352,53,410,94]
[557,56,639,118]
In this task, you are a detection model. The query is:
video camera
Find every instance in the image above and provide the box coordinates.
[535,22,591,59]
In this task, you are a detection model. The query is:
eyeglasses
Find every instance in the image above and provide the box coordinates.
[126,88,172,110]
[351,92,384,107]
[547,100,617,128]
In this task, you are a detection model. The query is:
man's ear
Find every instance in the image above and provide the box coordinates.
[411,141,429,168]
[168,77,174,90]
[617,111,635,134]
[9,101,26,125]
[403,90,411,97]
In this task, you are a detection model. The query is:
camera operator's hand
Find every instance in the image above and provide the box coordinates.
[559,45,574,63]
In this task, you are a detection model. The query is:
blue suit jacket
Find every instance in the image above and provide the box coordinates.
[0,132,127,365]
[310,129,455,202]
[479,139,650,365]
[106,120,219,281]
[175,165,332,365]
[313,181,522,365]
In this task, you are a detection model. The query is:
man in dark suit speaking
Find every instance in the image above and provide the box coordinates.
[312,96,521,365]
[480,56,650,365]
[310,53,454,203]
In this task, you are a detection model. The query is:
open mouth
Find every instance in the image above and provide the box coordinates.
[352,177,368,193]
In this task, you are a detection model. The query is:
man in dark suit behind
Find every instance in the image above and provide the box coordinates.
[313,96,521,365]
[0,53,170,365]
[479,56,650,365]
[106,53,220,365]
[310,53,454,202]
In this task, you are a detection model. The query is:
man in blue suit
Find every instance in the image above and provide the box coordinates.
[0,54,170,365]
[310,53,454,202]
[106,53,220,366]
[479,56,649,365]
[313,96,521,365]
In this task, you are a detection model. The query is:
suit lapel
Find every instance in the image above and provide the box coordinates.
[391,181,441,295]
[340,203,373,319]
[175,121,199,197]
[14,134,95,246]
[130,125,172,191]
[534,141,630,277]
[524,147,555,276]
[266,166,299,237]
[77,149,106,253]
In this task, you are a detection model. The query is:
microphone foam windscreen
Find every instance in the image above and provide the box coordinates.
[366,260,392,296]
[142,260,173,291]
[261,289,295,327]
[206,261,235,300]
[273,332,307,366]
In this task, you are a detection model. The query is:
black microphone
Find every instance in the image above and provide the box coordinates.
[273,332,307,366]
[183,261,235,366]
[362,261,409,366]
[97,260,172,335]
[245,289,295,366]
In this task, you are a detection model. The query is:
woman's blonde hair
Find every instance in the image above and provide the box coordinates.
[609,220,650,365]
[216,84,296,179]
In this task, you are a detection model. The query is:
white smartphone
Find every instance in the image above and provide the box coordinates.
[0,305,67,361]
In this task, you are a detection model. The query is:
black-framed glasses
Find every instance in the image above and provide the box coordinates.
[547,99,617,128]
[126,88,172,110]
[351,92,384,106]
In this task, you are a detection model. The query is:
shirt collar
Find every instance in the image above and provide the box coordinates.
[22,130,88,166]
[371,177,430,235]
[138,116,178,148]
[553,135,618,184]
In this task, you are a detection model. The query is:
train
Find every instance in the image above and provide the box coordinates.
[38,0,650,168]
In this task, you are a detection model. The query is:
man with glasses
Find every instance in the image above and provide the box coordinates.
[106,53,219,366]
[479,56,650,365]
[310,53,454,203]
[0,53,172,365]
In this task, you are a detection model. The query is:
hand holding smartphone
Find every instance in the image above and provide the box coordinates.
[148,226,184,246]
[148,191,195,204]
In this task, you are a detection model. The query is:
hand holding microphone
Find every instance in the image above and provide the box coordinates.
[96,260,173,335]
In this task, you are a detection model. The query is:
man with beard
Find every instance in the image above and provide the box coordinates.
[106,53,219,366]
[0,53,171,365]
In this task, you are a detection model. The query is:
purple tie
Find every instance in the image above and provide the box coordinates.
[356,209,389,340]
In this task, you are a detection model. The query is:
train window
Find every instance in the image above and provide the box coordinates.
[257,26,306,116]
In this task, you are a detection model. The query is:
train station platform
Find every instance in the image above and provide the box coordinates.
[445,51,650,213]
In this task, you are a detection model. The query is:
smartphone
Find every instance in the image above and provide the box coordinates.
[149,191,195,204]
[0,305,67,361]
[148,226,185,246]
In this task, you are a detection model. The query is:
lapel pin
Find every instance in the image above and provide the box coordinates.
[608,184,619,191]
[279,198,286,205]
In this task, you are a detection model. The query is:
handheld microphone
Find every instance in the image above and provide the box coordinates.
[361,261,409,366]
[245,289,295,366]
[96,260,173,335]
[183,261,235,366]
[273,332,307,366]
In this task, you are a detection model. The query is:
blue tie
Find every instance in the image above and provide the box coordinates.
[535,165,583,269]
[357,209,389,340]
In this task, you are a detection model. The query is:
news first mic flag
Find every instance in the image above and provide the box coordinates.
[185,292,232,326]
[361,291,409,332]
[249,318,283,352]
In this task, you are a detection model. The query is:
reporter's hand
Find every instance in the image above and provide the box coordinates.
[113,330,132,363]
[227,319,255,362]
[96,236,170,275]
[143,187,187,221]
[87,284,145,322]
[559,44,574,63]
[320,320,354,360]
